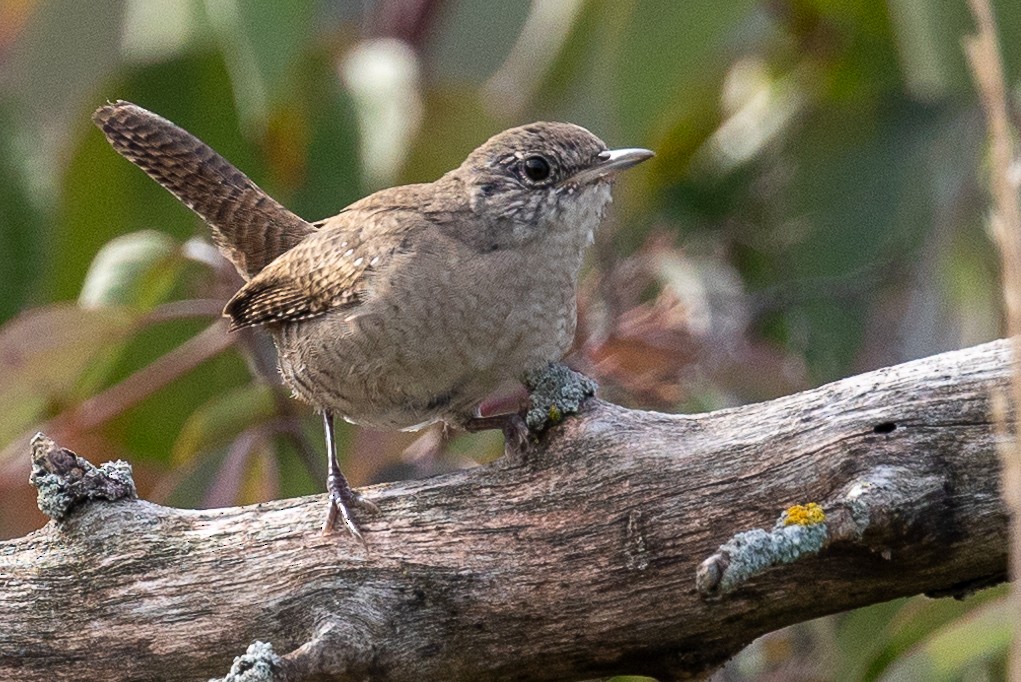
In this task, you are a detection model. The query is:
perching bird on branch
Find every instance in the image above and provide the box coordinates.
[93,101,652,538]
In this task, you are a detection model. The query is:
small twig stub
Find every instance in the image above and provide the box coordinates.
[29,432,137,520]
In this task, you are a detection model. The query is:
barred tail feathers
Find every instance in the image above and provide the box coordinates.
[92,101,315,279]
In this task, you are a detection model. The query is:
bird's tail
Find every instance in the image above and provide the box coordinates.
[93,101,315,280]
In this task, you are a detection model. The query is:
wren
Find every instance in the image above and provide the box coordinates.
[93,101,653,539]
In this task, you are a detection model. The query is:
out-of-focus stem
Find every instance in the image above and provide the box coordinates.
[62,320,234,432]
[964,0,1021,678]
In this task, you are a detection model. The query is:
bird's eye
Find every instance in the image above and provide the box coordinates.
[522,155,551,182]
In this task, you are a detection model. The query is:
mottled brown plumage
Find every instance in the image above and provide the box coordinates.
[93,100,652,539]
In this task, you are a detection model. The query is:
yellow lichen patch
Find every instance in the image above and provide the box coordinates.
[547,404,562,424]
[784,502,825,526]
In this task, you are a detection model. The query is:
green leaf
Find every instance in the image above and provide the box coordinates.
[402,87,500,184]
[886,0,972,99]
[884,0,1021,100]
[837,587,1008,679]
[428,0,531,82]
[530,0,757,142]
[0,101,44,325]
[609,0,758,141]
[172,381,276,467]
[0,304,135,452]
[200,0,317,129]
[285,52,363,219]
[78,230,183,310]
[878,596,1010,681]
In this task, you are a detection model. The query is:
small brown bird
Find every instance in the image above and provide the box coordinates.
[93,101,652,538]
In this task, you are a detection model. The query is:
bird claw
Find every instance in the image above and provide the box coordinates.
[500,413,530,456]
[322,483,378,541]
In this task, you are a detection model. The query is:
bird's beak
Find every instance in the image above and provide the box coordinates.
[566,147,655,186]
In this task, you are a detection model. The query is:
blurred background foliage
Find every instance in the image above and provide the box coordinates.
[0,0,1018,679]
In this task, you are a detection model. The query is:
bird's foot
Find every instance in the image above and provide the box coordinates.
[322,474,379,541]
[463,412,530,456]
[523,362,598,432]
[462,364,597,454]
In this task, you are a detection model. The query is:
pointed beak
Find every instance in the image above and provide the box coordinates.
[566,147,655,186]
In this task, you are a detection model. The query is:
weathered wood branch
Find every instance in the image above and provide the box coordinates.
[0,341,1011,681]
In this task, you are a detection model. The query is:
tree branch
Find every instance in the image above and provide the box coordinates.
[0,341,1010,681]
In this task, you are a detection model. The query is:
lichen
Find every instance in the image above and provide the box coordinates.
[523,362,597,431]
[210,641,282,682]
[29,433,136,520]
[699,504,830,596]
[783,502,825,526]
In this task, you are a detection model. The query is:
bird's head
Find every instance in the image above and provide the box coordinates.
[453,122,653,250]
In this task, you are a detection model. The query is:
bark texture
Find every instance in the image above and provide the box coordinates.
[0,340,1011,681]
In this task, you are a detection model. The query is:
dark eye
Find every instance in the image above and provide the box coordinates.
[522,155,551,182]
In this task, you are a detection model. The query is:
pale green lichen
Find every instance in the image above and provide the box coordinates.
[210,641,282,682]
[29,434,136,520]
[703,504,829,596]
[523,362,597,431]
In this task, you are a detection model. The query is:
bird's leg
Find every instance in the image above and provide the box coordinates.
[321,411,379,539]
[462,412,530,454]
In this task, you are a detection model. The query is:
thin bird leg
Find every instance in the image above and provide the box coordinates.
[322,411,378,539]
[463,412,530,454]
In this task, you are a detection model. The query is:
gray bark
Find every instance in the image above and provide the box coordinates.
[0,340,1011,681]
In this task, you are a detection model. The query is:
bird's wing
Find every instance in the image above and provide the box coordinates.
[223,205,416,330]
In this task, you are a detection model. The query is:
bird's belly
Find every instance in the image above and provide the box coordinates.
[390,262,576,394]
[273,319,441,430]
[272,270,576,430]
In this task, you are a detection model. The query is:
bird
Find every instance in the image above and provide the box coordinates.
[92,101,653,539]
